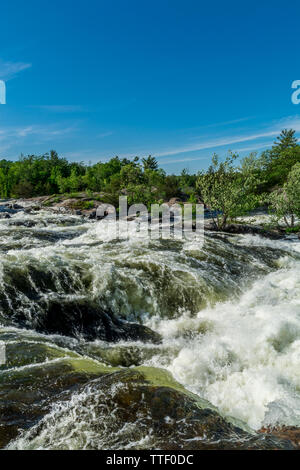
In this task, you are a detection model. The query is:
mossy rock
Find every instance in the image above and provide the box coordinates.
[8,366,295,450]
[0,352,118,449]
[80,343,161,367]
[0,341,79,370]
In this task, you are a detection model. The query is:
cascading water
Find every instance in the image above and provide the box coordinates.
[1,207,299,449]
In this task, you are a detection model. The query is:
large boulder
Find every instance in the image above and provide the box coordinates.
[12,298,161,344]
[0,342,115,449]
[7,367,296,450]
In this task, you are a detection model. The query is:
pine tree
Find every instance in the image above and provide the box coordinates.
[142,155,158,171]
[273,129,298,151]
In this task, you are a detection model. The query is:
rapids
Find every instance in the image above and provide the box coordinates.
[0,206,300,449]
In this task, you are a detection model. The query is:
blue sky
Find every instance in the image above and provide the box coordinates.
[0,0,300,173]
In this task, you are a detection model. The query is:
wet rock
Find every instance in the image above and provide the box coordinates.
[0,326,118,449]
[10,203,23,210]
[98,369,293,450]
[205,222,284,240]
[81,343,160,367]
[0,206,17,215]
[8,220,38,228]
[0,354,115,449]
[259,426,300,449]
[13,298,161,344]
[0,213,11,219]
[8,368,295,450]
[88,210,97,219]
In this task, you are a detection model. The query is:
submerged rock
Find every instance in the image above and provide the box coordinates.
[0,340,116,449]
[12,298,161,344]
[8,220,40,228]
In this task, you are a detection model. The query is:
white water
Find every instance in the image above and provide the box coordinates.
[146,236,300,429]
[1,208,300,445]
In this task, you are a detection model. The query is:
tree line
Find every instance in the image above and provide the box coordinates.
[0,152,196,207]
[0,129,299,230]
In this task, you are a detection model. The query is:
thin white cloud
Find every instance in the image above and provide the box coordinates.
[0,61,32,80]
[96,131,113,138]
[158,137,293,166]
[159,155,210,165]
[0,124,75,153]
[233,142,273,153]
[13,125,74,139]
[32,105,86,113]
[155,116,300,158]
[188,116,254,135]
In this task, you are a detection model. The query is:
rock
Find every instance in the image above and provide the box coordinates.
[11,203,23,210]
[95,203,116,219]
[0,345,115,449]
[0,212,11,219]
[13,298,162,344]
[0,206,17,215]
[259,426,300,449]
[10,367,295,450]
[88,210,97,219]
[8,220,38,228]
[205,222,284,240]
[80,343,159,367]
[168,197,182,206]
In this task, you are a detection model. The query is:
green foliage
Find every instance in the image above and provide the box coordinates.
[120,163,144,187]
[142,155,158,171]
[268,163,300,228]
[196,153,261,230]
[273,129,298,151]
[258,129,300,189]
[0,129,299,234]
[71,200,94,210]
[285,225,300,234]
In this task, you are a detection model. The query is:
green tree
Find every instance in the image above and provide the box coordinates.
[120,163,144,187]
[259,129,300,189]
[196,153,260,230]
[268,162,300,228]
[142,155,158,171]
[273,129,298,151]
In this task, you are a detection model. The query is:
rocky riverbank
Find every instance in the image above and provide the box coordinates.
[0,195,295,240]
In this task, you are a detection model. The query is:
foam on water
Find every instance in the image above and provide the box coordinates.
[1,209,300,445]
[6,381,156,450]
[145,236,300,429]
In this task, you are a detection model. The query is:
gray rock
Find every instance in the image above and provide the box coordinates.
[88,210,97,219]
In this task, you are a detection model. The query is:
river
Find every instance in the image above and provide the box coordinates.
[0,206,299,449]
